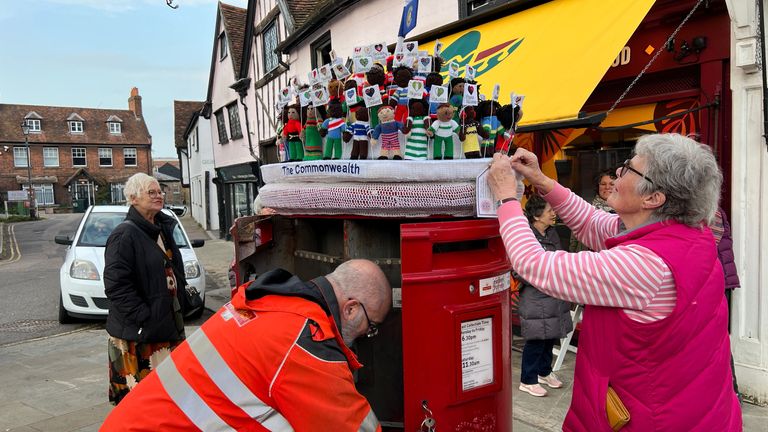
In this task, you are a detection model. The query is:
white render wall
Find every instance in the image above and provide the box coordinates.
[286,0,457,82]
[188,117,219,231]
[726,0,768,404]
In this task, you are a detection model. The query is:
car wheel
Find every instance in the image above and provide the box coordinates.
[58,293,75,324]
[186,295,206,320]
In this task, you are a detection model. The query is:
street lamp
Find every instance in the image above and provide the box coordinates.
[20,120,36,220]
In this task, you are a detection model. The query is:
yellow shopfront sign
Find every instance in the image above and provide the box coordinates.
[421,0,655,126]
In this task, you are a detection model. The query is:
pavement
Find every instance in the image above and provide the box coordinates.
[1,214,767,431]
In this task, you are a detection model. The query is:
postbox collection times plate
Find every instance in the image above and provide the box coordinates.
[460,317,494,391]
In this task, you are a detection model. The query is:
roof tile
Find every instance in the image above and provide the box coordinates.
[220,2,247,78]
[173,100,205,149]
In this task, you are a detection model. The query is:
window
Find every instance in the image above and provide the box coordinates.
[13,147,29,167]
[459,0,512,18]
[72,147,87,166]
[215,109,229,144]
[263,21,279,73]
[124,147,137,166]
[99,148,113,166]
[23,183,54,206]
[310,31,332,69]
[188,127,199,152]
[110,183,125,204]
[227,103,243,139]
[43,147,59,167]
[25,119,41,132]
[219,32,228,60]
[69,121,84,133]
[108,122,122,134]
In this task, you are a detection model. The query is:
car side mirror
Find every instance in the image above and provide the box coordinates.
[191,239,205,248]
[55,235,73,246]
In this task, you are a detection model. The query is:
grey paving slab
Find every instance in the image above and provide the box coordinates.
[21,402,112,432]
[0,401,53,430]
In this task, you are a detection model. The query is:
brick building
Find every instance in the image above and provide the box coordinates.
[152,158,187,205]
[0,88,152,210]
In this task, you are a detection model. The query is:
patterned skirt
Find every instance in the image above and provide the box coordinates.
[107,336,183,405]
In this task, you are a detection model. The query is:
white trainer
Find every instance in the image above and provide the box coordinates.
[519,383,548,397]
[538,373,563,389]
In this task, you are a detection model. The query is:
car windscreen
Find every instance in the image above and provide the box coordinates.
[77,212,188,248]
[77,212,126,247]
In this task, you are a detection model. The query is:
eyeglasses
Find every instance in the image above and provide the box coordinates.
[356,300,379,338]
[619,159,654,185]
[146,190,166,198]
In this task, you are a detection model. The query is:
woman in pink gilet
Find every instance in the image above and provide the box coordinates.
[488,133,741,431]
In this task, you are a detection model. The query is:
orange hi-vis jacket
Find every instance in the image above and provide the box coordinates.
[100,270,381,432]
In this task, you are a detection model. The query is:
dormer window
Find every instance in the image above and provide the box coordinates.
[24,112,43,133]
[106,115,123,134]
[67,113,85,134]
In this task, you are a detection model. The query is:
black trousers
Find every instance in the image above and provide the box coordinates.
[521,338,556,385]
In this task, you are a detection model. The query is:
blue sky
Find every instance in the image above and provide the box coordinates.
[0,0,247,158]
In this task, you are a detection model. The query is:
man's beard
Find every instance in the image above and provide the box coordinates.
[341,313,364,346]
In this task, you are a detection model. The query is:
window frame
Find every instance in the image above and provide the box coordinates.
[310,31,332,70]
[108,122,122,134]
[13,147,29,167]
[43,147,59,167]
[458,0,512,18]
[188,127,199,152]
[123,147,137,167]
[219,32,228,61]
[69,121,84,134]
[22,183,55,206]
[227,103,243,140]
[25,119,41,132]
[215,109,229,144]
[98,147,113,167]
[72,147,87,166]
[262,20,279,73]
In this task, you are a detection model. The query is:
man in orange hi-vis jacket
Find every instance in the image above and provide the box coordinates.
[101,259,391,432]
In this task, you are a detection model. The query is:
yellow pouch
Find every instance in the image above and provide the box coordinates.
[606,386,630,431]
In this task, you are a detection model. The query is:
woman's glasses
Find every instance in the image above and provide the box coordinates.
[146,190,166,198]
[619,159,654,185]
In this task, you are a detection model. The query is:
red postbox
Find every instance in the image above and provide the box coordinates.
[401,219,512,431]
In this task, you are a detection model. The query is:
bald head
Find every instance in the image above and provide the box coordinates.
[327,259,392,343]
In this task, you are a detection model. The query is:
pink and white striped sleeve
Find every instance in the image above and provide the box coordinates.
[497,194,667,310]
[543,183,622,251]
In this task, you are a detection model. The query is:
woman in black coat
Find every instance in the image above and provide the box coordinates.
[517,195,573,397]
[104,173,188,405]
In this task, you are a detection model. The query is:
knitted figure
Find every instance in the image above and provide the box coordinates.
[348,107,371,160]
[301,108,323,161]
[449,77,465,122]
[282,105,304,161]
[427,103,461,160]
[389,66,414,124]
[496,103,524,155]
[459,105,488,159]
[478,100,503,157]
[371,106,404,160]
[364,64,389,129]
[341,79,363,121]
[328,79,344,103]
[319,102,347,160]
[402,98,431,160]
[425,71,444,121]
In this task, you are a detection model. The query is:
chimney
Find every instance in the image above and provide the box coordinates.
[128,87,143,119]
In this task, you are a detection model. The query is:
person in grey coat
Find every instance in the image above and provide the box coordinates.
[516,195,573,397]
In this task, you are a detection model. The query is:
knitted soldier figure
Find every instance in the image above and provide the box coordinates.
[301,107,323,161]
[282,105,303,161]
[459,105,488,159]
[478,99,503,158]
[402,98,431,160]
[427,103,462,160]
[319,102,347,160]
[371,106,404,160]
[348,106,371,160]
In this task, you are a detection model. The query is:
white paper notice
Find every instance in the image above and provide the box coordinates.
[476,167,499,218]
[478,272,511,297]
[461,317,494,391]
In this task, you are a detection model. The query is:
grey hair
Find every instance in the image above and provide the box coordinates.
[327,259,391,312]
[634,133,722,226]
[124,173,159,201]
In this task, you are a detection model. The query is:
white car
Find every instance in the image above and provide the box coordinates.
[54,205,206,323]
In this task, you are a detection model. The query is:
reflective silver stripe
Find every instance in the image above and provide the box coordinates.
[187,329,294,431]
[155,355,235,432]
[358,408,380,432]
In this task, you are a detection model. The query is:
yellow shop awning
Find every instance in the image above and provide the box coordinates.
[420,0,655,127]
